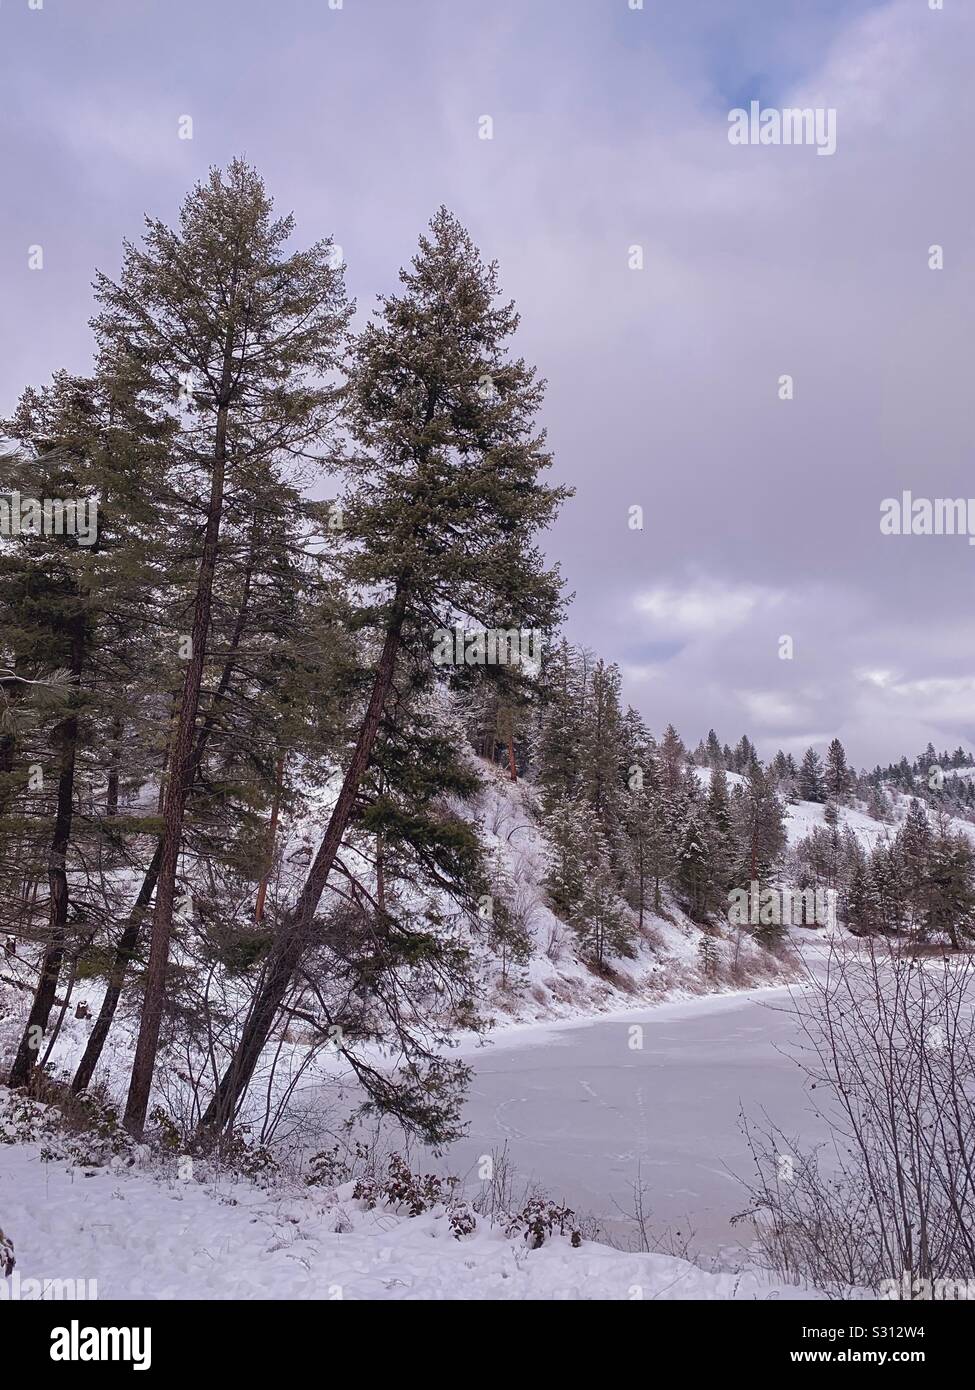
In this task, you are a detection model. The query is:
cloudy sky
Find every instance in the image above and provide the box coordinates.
[2,0,972,768]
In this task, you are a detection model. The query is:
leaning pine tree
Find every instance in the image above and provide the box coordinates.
[200,208,570,1130]
[97,161,350,1135]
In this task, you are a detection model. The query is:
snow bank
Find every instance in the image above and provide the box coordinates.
[0,1132,821,1301]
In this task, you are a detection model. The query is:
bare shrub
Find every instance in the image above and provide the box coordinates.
[609,1164,696,1261]
[737,939,975,1296]
[471,1142,515,1222]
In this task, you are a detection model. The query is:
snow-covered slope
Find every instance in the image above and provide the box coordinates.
[455,764,795,1025]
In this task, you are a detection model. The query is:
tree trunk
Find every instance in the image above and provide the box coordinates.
[8,619,85,1089]
[74,538,257,1097]
[199,580,410,1132]
[70,842,162,1094]
[254,754,285,924]
[123,384,232,1136]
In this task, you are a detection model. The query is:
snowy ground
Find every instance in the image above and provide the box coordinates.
[0,1103,826,1301]
[0,936,839,1300]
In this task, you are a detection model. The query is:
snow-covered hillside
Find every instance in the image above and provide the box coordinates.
[456,764,795,1025]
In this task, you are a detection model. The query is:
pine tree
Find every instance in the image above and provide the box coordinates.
[923,826,975,948]
[844,857,875,935]
[705,764,733,894]
[868,841,905,934]
[824,737,851,804]
[93,160,352,1135]
[898,797,932,932]
[200,207,570,1131]
[697,931,719,980]
[798,747,825,802]
[732,734,757,773]
[705,728,723,768]
[577,657,625,856]
[2,361,174,1089]
[731,763,787,893]
[676,811,714,923]
[571,846,631,967]
[620,710,656,927]
[542,796,592,918]
[533,639,583,808]
[658,723,685,791]
[867,783,892,823]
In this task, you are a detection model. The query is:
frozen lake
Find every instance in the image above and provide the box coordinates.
[438,966,832,1259]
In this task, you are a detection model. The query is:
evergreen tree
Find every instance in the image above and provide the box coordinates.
[866,783,892,823]
[99,160,351,1135]
[705,728,723,768]
[732,734,757,774]
[824,737,851,804]
[577,657,625,856]
[898,797,932,931]
[924,827,975,948]
[798,747,825,802]
[731,763,788,890]
[571,845,631,968]
[2,361,174,1089]
[705,764,734,894]
[658,723,685,791]
[541,796,592,918]
[676,811,714,923]
[697,931,719,979]
[201,207,570,1131]
[844,857,875,935]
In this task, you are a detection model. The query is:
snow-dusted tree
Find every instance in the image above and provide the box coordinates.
[99,160,351,1136]
[923,823,975,948]
[658,723,685,791]
[676,811,715,923]
[541,795,592,919]
[868,840,906,935]
[842,846,876,936]
[705,728,724,769]
[201,208,569,1131]
[571,848,631,968]
[577,657,625,855]
[824,738,851,804]
[866,783,893,823]
[732,763,788,888]
[705,764,734,893]
[798,747,825,803]
[697,931,719,979]
[732,734,758,774]
[898,797,932,932]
